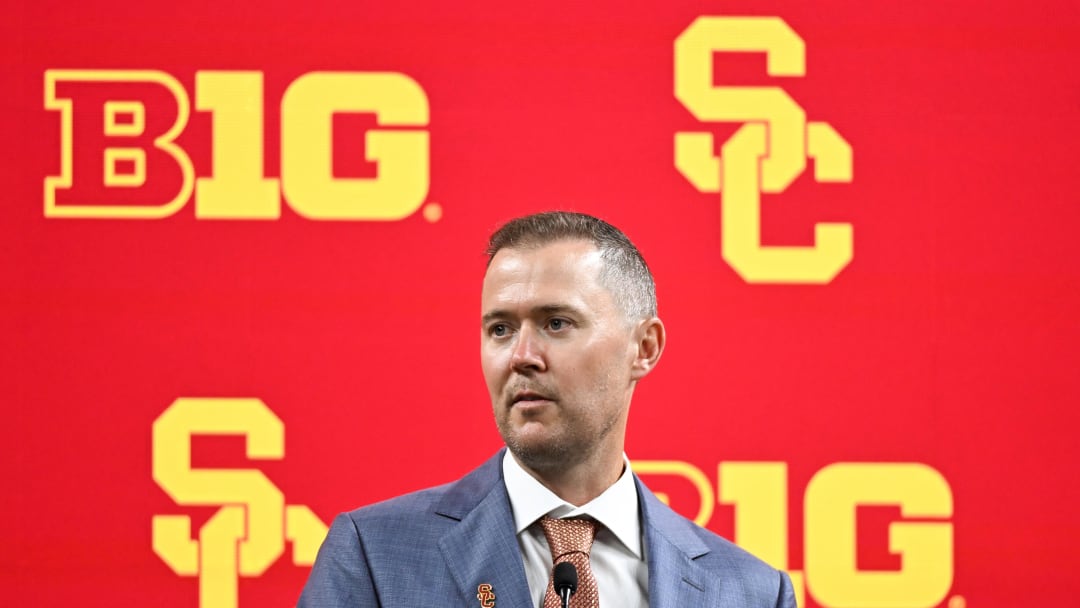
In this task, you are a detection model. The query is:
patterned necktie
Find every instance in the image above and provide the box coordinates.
[540,516,600,608]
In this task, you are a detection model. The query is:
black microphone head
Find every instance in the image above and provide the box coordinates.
[553,561,578,595]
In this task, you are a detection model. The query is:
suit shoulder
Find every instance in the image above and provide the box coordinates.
[341,452,505,529]
[639,477,776,573]
[342,479,455,525]
[690,521,778,572]
[682,522,795,606]
[639,479,795,606]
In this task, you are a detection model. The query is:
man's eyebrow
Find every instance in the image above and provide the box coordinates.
[481,310,510,326]
[481,304,583,326]
[534,304,581,317]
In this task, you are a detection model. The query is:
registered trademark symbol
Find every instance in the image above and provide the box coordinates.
[423,202,442,223]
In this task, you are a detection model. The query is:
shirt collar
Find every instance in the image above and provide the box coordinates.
[502,450,643,559]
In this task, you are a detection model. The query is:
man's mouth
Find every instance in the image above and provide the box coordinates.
[511,391,552,406]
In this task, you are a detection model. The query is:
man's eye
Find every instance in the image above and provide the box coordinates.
[490,324,508,337]
[548,318,567,331]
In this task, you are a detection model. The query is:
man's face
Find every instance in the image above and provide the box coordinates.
[480,239,639,473]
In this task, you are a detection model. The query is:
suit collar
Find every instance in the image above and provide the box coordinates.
[436,450,534,608]
[502,451,644,559]
[637,475,717,607]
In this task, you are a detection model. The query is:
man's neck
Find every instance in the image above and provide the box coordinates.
[513,452,626,507]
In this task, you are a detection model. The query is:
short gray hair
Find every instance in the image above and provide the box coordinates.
[485,211,657,320]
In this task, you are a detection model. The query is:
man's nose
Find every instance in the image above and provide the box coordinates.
[510,324,546,373]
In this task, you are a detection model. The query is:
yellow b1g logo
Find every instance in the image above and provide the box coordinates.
[675,17,854,284]
[636,461,955,608]
[45,70,429,220]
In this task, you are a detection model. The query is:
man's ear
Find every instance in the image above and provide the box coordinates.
[630,317,665,381]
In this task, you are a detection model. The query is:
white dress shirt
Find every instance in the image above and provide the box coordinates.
[502,451,649,608]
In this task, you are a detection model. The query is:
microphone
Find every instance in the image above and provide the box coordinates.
[553,561,578,608]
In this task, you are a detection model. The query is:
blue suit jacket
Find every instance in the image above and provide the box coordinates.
[299,450,796,607]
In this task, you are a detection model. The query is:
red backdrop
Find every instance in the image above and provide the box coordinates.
[4,1,1080,607]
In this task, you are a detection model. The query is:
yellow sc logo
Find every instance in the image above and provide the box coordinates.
[152,398,328,608]
[675,17,854,284]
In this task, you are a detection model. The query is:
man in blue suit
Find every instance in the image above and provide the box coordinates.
[299,212,796,607]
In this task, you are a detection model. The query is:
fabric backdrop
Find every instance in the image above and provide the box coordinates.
[4,1,1079,607]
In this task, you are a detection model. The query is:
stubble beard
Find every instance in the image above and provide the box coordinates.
[500,418,582,475]
[496,400,621,477]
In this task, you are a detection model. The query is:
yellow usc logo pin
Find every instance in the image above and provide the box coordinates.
[476,583,495,608]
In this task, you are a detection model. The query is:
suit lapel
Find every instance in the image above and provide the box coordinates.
[436,451,534,608]
[638,476,717,608]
